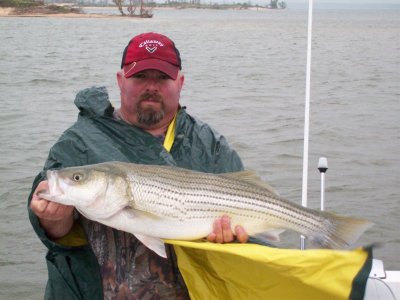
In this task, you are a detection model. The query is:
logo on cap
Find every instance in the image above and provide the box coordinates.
[139,40,164,54]
[146,46,157,53]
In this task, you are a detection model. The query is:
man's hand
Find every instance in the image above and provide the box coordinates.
[30,180,74,239]
[207,215,248,244]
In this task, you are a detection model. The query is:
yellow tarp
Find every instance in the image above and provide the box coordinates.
[166,240,371,300]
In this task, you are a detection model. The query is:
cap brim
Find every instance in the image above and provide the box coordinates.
[123,59,179,80]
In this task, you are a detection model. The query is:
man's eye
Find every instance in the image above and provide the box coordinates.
[132,73,146,79]
[159,74,170,80]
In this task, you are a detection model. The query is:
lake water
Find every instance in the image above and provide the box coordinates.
[0,7,399,299]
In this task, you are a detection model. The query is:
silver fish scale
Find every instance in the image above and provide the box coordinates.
[124,164,326,233]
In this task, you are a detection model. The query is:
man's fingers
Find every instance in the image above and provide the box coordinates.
[31,180,51,215]
[45,201,62,216]
[31,198,50,215]
[235,225,248,243]
[35,180,49,194]
[31,194,74,221]
[208,216,235,243]
[213,218,224,243]
[207,216,249,244]
[206,232,217,243]
[221,215,234,243]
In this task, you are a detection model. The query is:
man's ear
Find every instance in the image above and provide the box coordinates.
[116,70,123,90]
[178,73,185,90]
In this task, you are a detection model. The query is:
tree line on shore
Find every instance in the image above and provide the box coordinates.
[1,0,286,16]
[2,0,286,9]
[1,0,82,13]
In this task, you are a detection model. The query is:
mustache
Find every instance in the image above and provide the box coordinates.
[139,92,163,103]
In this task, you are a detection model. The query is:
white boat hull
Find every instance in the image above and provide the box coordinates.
[364,259,400,300]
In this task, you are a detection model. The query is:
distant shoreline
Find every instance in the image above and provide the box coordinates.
[0,5,272,18]
[0,7,133,18]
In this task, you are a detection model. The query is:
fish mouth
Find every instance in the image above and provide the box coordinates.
[41,169,67,205]
[37,191,63,202]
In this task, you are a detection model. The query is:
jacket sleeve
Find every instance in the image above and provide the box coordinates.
[28,134,89,250]
[27,135,103,300]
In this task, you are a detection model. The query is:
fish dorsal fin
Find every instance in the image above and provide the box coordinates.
[219,170,279,196]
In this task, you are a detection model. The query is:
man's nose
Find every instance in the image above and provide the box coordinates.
[145,77,159,91]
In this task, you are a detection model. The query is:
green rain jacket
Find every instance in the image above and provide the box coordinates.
[28,86,244,299]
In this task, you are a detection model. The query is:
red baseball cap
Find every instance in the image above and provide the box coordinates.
[121,32,182,80]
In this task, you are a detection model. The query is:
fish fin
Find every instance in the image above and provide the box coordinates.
[311,212,374,249]
[254,228,286,242]
[134,234,167,258]
[219,171,279,196]
[131,208,165,220]
[248,236,278,247]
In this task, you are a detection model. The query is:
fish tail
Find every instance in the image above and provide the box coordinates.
[310,212,374,249]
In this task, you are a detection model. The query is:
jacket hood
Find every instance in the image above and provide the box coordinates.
[74,86,115,118]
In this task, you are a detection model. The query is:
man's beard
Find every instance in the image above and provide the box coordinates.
[136,93,165,126]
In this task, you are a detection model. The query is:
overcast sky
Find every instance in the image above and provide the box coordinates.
[268,0,400,9]
[288,0,399,3]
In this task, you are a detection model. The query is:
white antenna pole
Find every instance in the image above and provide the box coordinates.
[301,0,314,250]
[318,157,328,211]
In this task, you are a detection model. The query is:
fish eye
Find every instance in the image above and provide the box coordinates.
[72,173,83,181]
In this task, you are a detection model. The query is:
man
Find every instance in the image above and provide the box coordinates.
[29,32,247,299]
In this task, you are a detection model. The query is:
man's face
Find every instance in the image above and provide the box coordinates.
[117,69,184,130]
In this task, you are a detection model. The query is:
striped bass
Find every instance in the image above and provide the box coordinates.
[39,161,373,258]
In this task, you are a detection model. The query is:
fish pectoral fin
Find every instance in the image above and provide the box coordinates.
[128,208,165,220]
[134,234,167,258]
[254,228,286,243]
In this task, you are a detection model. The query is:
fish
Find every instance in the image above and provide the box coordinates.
[38,161,373,258]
